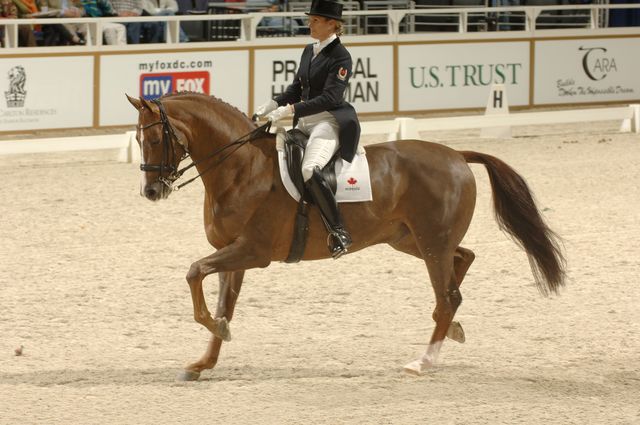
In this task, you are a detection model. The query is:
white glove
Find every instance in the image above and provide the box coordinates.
[266,105,294,123]
[255,99,278,118]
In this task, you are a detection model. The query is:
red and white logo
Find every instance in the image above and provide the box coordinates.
[337,67,348,81]
[347,177,357,185]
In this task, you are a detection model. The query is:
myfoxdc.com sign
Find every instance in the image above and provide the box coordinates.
[534,38,640,104]
[100,51,248,126]
[398,42,530,111]
[253,45,393,113]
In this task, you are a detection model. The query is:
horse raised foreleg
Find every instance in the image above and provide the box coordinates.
[179,270,245,381]
[180,239,269,381]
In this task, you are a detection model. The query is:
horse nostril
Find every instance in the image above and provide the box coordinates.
[144,186,158,199]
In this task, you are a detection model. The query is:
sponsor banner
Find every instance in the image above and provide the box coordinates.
[0,57,93,131]
[534,38,640,104]
[100,51,248,126]
[253,45,393,114]
[398,42,530,111]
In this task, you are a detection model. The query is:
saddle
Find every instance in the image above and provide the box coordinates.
[284,128,338,202]
[283,129,338,263]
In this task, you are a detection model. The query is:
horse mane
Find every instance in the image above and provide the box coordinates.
[159,91,255,126]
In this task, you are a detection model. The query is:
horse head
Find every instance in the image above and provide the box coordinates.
[126,94,189,201]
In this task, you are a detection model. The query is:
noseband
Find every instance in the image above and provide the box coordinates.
[138,99,271,191]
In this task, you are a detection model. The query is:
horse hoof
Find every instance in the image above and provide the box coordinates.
[446,321,466,343]
[402,359,432,376]
[215,317,232,342]
[176,369,201,382]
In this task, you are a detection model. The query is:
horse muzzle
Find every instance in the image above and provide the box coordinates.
[142,180,171,201]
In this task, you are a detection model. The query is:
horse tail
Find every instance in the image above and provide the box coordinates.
[461,151,566,296]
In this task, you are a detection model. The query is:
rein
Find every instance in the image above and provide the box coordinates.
[140,99,272,191]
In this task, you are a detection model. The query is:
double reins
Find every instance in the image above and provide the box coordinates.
[140,99,272,191]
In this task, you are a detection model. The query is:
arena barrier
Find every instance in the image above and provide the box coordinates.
[2,4,640,134]
[1,104,637,162]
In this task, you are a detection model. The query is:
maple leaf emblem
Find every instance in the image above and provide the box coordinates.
[347,177,357,185]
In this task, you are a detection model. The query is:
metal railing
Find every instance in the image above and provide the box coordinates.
[1,3,639,49]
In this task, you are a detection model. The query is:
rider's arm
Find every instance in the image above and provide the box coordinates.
[275,74,302,107]
[292,51,351,118]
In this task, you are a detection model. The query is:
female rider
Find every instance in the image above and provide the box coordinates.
[255,0,361,259]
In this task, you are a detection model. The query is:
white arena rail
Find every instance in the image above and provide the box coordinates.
[0,133,134,162]
[1,105,637,162]
[375,104,640,140]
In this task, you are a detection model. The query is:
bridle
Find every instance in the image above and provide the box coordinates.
[139,99,184,188]
[138,99,271,191]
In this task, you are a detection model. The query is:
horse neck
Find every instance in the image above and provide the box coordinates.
[180,99,265,194]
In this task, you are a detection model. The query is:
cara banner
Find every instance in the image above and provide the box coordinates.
[398,42,530,111]
[253,44,393,114]
[534,37,640,104]
[0,56,93,131]
[99,51,249,126]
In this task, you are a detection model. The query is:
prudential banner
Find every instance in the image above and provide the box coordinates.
[398,42,530,111]
[534,37,640,105]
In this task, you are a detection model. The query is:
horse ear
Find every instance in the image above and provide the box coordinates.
[125,94,142,110]
[140,97,156,112]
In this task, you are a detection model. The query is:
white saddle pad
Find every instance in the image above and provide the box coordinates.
[276,131,373,203]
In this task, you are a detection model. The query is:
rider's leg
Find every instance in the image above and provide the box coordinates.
[305,166,352,258]
[299,120,351,258]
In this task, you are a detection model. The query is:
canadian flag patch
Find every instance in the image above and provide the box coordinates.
[337,67,348,81]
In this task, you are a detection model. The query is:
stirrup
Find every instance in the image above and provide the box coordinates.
[327,232,351,259]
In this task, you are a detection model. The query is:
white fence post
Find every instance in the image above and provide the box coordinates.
[620,104,640,133]
[631,104,640,133]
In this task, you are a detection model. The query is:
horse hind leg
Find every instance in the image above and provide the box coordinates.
[404,251,460,376]
[446,246,475,343]
[389,238,474,345]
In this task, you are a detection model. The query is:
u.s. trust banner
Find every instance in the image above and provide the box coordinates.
[534,37,640,105]
[398,42,530,111]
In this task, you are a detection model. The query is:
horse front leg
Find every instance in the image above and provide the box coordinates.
[179,239,268,381]
[179,270,244,381]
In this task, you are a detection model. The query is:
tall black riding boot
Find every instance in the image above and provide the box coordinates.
[305,167,352,259]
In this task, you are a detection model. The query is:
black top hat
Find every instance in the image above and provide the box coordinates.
[306,0,344,21]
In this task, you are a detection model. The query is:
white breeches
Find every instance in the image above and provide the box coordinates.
[297,112,340,182]
[103,23,127,45]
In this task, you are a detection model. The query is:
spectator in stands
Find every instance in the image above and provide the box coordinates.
[6,0,37,46]
[247,0,286,34]
[0,0,36,47]
[141,0,188,42]
[39,0,86,44]
[111,0,155,43]
[80,0,126,45]
[255,0,359,258]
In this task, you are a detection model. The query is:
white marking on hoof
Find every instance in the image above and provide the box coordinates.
[403,359,433,376]
[446,321,466,343]
[403,340,443,375]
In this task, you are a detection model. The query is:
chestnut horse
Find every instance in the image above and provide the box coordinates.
[126,93,565,381]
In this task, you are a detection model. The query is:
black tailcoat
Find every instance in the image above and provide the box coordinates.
[275,37,360,162]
